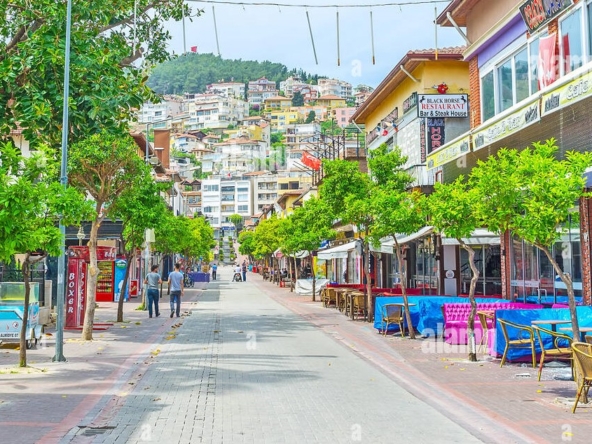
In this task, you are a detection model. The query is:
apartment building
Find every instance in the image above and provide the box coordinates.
[316,95,347,112]
[184,94,248,130]
[284,123,321,150]
[138,98,184,124]
[201,136,267,176]
[263,95,292,111]
[207,81,246,99]
[247,77,278,107]
[332,108,357,128]
[201,177,252,239]
[251,172,279,213]
[279,76,309,97]
[318,78,353,100]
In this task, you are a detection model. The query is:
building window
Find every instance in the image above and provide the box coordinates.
[203,184,219,192]
[560,6,584,75]
[237,193,248,202]
[238,205,248,212]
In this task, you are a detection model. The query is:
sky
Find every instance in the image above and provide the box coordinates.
[164,0,465,88]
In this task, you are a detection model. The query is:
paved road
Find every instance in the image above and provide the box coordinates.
[73,274,482,444]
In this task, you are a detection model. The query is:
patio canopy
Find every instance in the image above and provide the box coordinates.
[440,229,500,246]
[379,226,434,253]
[317,240,360,260]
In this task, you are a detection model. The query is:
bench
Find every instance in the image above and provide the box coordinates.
[442,302,544,345]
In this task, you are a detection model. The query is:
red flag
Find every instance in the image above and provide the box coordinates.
[538,33,556,88]
[301,151,321,171]
[190,46,198,53]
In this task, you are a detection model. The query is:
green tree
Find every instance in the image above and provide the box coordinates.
[228,213,243,234]
[320,159,376,318]
[305,111,316,124]
[68,131,147,340]
[429,178,481,359]
[238,231,256,260]
[367,144,422,337]
[282,197,335,300]
[292,91,304,106]
[471,140,592,341]
[1,1,196,148]
[109,174,171,322]
[0,143,92,366]
[252,216,283,270]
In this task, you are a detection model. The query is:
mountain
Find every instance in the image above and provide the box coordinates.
[147,53,325,95]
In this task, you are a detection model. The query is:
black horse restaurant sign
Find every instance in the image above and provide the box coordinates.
[519,0,573,34]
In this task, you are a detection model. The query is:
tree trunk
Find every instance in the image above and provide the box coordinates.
[363,238,374,321]
[541,246,581,341]
[117,249,134,323]
[460,241,479,362]
[82,215,102,340]
[311,251,316,302]
[394,239,415,339]
[18,254,31,368]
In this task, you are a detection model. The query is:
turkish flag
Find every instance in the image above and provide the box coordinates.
[190,46,198,53]
[301,151,321,171]
[538,33,557,88]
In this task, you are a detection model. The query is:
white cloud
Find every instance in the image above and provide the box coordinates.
[165,0,464,87]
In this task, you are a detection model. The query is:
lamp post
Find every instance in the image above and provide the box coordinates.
[53,0,73,363]
[77,225,85,246]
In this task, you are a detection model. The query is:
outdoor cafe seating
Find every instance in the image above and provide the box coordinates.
[532,325,573,381]
[571,342,592,413]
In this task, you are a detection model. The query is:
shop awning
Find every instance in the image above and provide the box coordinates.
[274,249,310,259]
[380,226,434,251]
[440,229,501,246]
[317,240,360,260]
[273,248,283,258]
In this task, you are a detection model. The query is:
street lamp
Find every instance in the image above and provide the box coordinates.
[77,225,85,246]
[54,0,73,363]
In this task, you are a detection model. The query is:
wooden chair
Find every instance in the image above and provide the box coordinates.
[380,304,404,337]
[323,288,336,308]
[571,342,592,413]
[350,294,366,320]
[336,290,348,313]
[477,311,493,354]
[585,335,592,345]
[532,325,573,381]
[498,319,536,368]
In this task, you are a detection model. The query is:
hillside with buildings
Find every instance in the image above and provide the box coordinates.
[137,72,372,242]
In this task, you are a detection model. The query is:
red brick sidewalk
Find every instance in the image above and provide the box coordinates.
[253,275,592,444]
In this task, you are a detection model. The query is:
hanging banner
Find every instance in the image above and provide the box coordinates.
[426,118,446,154]
[427,135,470,170]
[542,68,592,116]
[538,33,557,89]
[473,99,540,151]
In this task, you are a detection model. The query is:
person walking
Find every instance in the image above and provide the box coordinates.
[211,263,217,281]
[144,264,162,318]
[168,263,184,318]
[241,261,247,282]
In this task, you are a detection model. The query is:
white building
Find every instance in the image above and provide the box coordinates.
[318,78,353,100]
[207,82,246,99]
[138,98,184,124]
[279,76,308,98]
[202,137,267,176]
[284,122,321,150]
[247,77,278,107]
[201,177,252,239]
[184,94,248,130]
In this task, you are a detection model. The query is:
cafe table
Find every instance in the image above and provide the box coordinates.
[334,288,350,313]
[531,319,572,333]
[559,326,592,342]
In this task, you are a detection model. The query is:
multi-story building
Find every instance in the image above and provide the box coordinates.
[251,172,279,213]
[201,177,252,239]
[279,76,309,98]
[332,108,357,128]
[294,85,319,104]
[351,47,469,291]
[267,110,300,132]
[433,0,592,303]
[207,81,246,99]
[263,95,292,111]
[318,78,353,100]
[179,179,202,217]
[202,136,267,176]
[316,95,347,112]
[247,77,278,107]
[184,94,248,130]
[291,105,328,122]
[284,123,321,150]
[138,97,184,124]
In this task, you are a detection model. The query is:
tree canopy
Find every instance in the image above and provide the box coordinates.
[1,1,194,148]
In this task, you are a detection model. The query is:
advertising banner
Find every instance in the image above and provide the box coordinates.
[417,94,468,118]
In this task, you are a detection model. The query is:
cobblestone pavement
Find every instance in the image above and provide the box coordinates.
[2,269,591,444]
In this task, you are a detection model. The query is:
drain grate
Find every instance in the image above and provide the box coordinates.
[77,426,116,436]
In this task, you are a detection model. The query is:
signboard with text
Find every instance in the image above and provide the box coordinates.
[426,135,470,170]
[541,68,592,117]
[473,99,540,151]
[417,94,468,118]
[426,118,445,154]
[519,0,573,34]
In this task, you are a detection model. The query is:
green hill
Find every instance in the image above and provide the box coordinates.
[147,53,324,95]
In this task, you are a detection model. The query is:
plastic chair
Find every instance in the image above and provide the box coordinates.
[323,288,336,308]
[381,304,404,337]
[571,342,592,413]
[532,325,573,381]
[498,319,536,368]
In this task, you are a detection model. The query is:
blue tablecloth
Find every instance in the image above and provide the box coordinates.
[494,306,592,361]
[374,296,505,335]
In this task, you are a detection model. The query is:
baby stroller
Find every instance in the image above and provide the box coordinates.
[232,272,242,282]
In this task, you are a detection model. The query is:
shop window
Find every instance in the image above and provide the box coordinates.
[481,71,495,121]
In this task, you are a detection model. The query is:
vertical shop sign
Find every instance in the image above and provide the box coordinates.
[420,119,427,163]
[427,118,446,154]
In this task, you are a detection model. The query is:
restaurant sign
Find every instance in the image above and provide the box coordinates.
[473,99,540,152]
[519,0,573,34]
[426,134,470,170]
[417,94,469,118]
[541,68,592,117]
